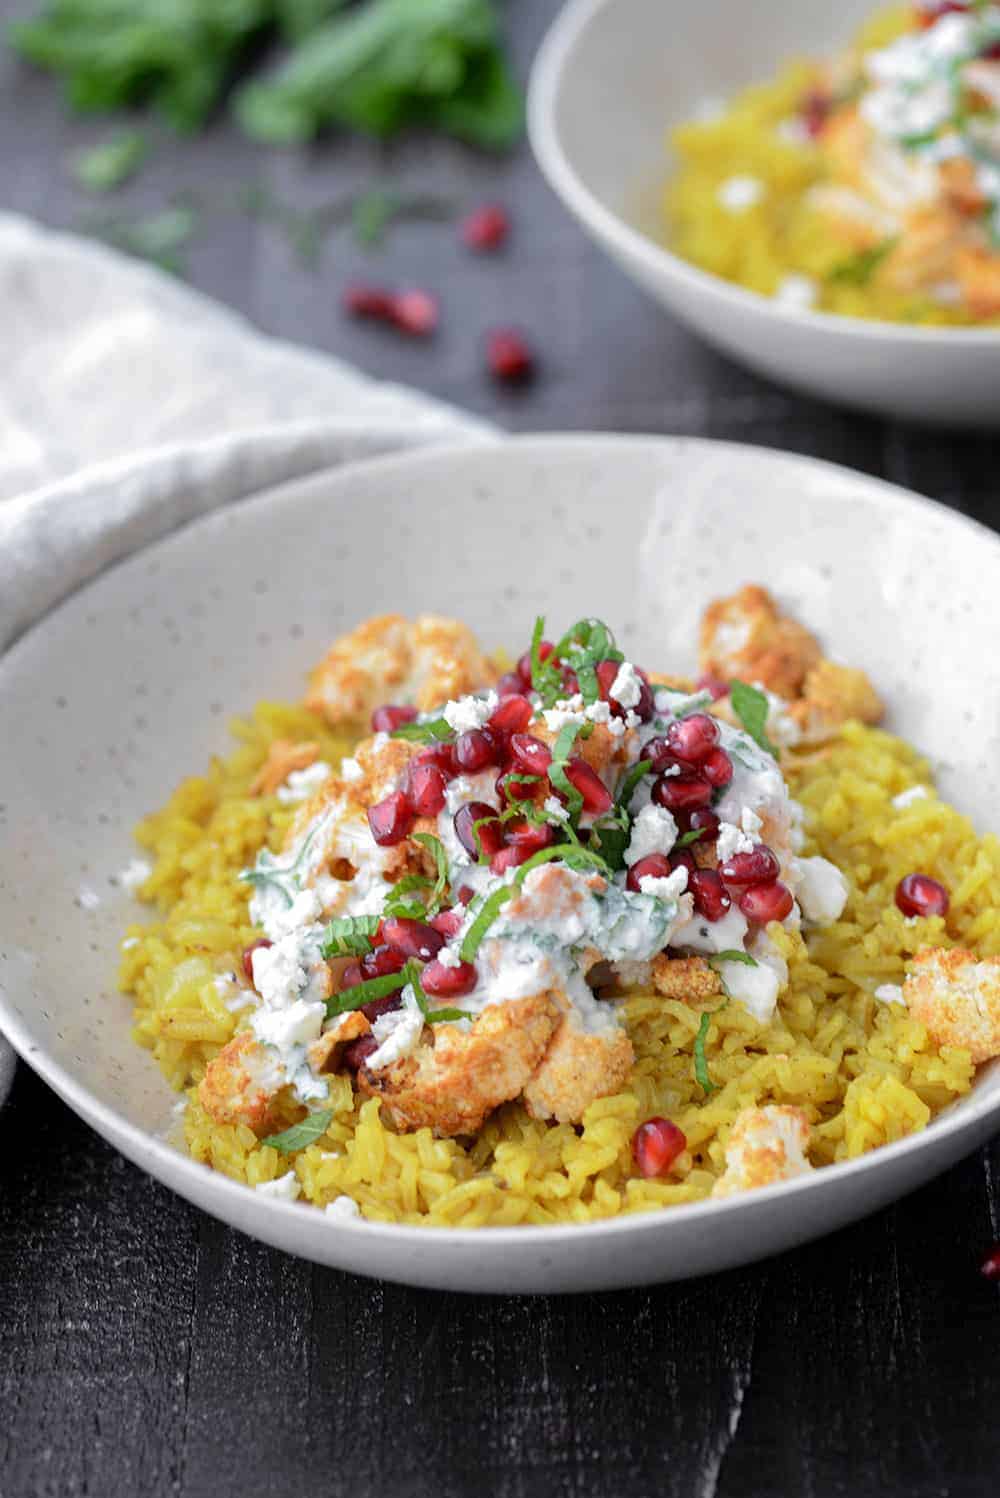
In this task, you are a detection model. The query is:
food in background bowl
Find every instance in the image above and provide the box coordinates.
[119,590,1000,1225]
[667,2,1000,325]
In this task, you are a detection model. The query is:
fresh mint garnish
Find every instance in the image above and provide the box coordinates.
[262,1107,334,1153]
[320,914,380,958]
[389,717,452,743]
[729,681,778,758]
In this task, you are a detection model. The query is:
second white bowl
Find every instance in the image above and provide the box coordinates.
[528,0,1000,427]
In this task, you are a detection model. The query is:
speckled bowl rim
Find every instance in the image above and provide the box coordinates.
[2,431,1000,1252]
[528,0,1000,346]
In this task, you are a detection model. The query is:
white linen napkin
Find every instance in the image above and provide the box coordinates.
[0,211,494,1100]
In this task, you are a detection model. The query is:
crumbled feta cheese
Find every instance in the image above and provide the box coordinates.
[609,661,643,710]
[119,857,152,892]
[892,785,930,809]
[436,944,463,969]
[367,988,425,1070]
[277,761,332,803]
[775,274,818,311]
[255,1171,301,1201]
[875,983,906,1006]
[266,887,323,941]
[252,998,326,1051]
[443,691,498,734]
[638,867,689,902]
[543,795,569,823]
[794,856,849,925]
[340,756,364,783]
[716,821,755,863]
[625,803,678,866]
[325,1195,361,1220]
[718,175,764,212]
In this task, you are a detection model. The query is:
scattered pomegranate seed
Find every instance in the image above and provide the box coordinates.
[496,769,540,806]
[430,908,464,939]
[371,703,418,734]
[644,737,683,774]
[719,845,780,887]
[669,848,699,877]
[405,762,448,817]
[631,1117,687,1178]
[652,772,713,813]
[461,203,510,251]
[563,757,613,814]
[454,728,499,772]
[626,853,673,893]
[360,993,403,1023]
[341,1035,378,1071]
[740,879,795,923]
[686,807,721,840]
[454,801,505,859]
[343,282,395,320]
[490,693,534,733]
[339,960,363,991]
[505,819,554,854]
[666,712,720,764]
[487,328,535,384]
[595,658,621,702]
[980,1243,1000,1280]
[422,957,478,997]
[456,885,476,905]
[801,89,831,136]
[360,944,408,980]
[509,733,553,776]
[496,671,526,698]
[491,844,527,874]
[381,917,444,961]
[702,747,734,789]
[517,641,553,685]
[689,868,732,921]
[367,790,413,846]
[895,873,950,919]
[696,673,730,701]
[413,742,457,777]
[241,939,272,984]
[634,678,656,723]
[389,289,439,337]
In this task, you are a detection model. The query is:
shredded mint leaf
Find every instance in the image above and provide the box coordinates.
[262,1107,334,1153]
[673,690,714,720]
[460,883,515,959]
[83,201,200,276]
[827,237,898,287]
[325,968,408,1018]
[588,817,629,872]
[412,832,449,913]
[548,722,583,821]
[69,131,146,192]
[693,1011,716,1095]
[708,950,758,968]
[729,680,778,758]
[320,914,380,958]
[529,614,563,704]
[390,717,452,743]
[675,828,706,849]
[617,759,653,812]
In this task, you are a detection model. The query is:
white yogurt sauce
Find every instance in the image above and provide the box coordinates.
[276,761,332,803]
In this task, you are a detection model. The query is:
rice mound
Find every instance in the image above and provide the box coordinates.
[664,7,1000,328]
[119,707,993,1227]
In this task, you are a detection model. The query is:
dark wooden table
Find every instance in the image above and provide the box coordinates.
[2,3,999,1495]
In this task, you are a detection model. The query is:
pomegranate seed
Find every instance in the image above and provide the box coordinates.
[509,733,553,775]
[491,845,527,874]
[405,761,448,817]
[895,873,950,918]
[505,819,554,854]
[367,790,413,846]
[696,674,730,702]
[389,289,439,337]
[563,757,613,814]
[634,679,655,723]
[669,847,698,876]
[360,993,403,1023]
[740,880,795,923]
[666,713,720,765]
[631,1117,687,1178]
[980,1243,1000,1280]
[241,939,272,984]
[689,869,732,921]
[360,945,408,980]
[496,671,525,698]
[517,640,553,685]
[719,845,780,887]
[454,728,499,772]
[626,853,673,893]
[561,666,580,696]
[643,737,683,774]
[652,773,713,813]
[343,283,394,320]
[801,88,831,136]
[702,747,734,789]
[496,770,540,806]
[413,742,457,778]
[487,328,535,384]
[461,203,510,251]
[381,917,444,961]
[595,659,620,703]
[686,808,721,840]
[490,694,534,733]
[454,801,505,859]
[370,703,417,734]
[339,960,363,991]
[430,908,464,939]
[421,958,478,997]
[456,885,476,905]
[342,1035,378,1071]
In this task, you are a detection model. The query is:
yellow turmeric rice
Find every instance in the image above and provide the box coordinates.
[118,704,996,1227]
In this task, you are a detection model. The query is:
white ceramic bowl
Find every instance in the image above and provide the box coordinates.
[2,434,999,1294]
[528,0,1000,427]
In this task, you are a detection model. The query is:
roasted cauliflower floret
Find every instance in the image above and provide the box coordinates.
[359,993,562,1137]
[250,739,321,797]
[521,1016,633,1124]
[904,947,1000,1065]
[650,954,723,1005]
[700,585,823,700]
[712,1105,813,1198]
[198,1031,285,1133]
[788,660,884,739]
[956,247,1000,319]
[305,613,496,726]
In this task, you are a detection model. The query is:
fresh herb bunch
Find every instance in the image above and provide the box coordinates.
[11,0,522,150]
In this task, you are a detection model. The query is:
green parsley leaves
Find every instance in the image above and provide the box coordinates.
[262,1107,334,1152]
[729,680,778,758]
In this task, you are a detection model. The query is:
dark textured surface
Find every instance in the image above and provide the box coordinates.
[2,2,1000,1494]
